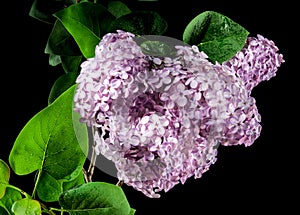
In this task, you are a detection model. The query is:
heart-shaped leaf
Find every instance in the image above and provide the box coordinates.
[53,1,115,58]
[12,198,41,215]
[36,168,85,202]
[36,172,62,202]
[59,182,133,215]
[109,10,168,35]
[9,85,88,201]
[183,11,249,63]
[0,160,10,199]
[0,188,22,215]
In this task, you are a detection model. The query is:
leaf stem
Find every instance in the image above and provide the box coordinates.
[5,184,31,199]
[40,202,56,215]
[49,207,70,213]
[31,169,42,198]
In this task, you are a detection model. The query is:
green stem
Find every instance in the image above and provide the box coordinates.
[31,169,42,198]
[6,184,56,215]
[40,202,56,215]
[5,184,31,199]
[49,207,70,213]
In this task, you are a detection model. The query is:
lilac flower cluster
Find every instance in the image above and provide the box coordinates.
[222,34,285,92]
[74,30,284,198]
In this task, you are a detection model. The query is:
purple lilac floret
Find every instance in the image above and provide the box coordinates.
[73,30,283,198]
[222,34,285,92]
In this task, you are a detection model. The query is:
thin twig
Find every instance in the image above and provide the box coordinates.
[82,167,88,183]
[83,126,97,182]
[116,180,124,187]
[87,144,97,182]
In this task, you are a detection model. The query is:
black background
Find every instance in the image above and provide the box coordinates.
[1,0,297,214]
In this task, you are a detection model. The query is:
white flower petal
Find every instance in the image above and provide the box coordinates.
[176,96,187,107]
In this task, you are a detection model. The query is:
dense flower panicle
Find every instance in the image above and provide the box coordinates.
[74,30,283,198]
[222,34,285,92]
[214,64,262,146]
[74,30,149,127]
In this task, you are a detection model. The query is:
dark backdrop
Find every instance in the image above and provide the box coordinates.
[1,1,296,214]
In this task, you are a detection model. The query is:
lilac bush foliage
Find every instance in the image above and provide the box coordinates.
[73,30,284,198]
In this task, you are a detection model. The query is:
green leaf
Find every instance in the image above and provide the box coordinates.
[182,10,249,63]
[109,10,168,35]
[53,1,115,58]
[107,1,131,18]
[72,103,89,159]
[36,172,62,202]
[0,187,22,215]
[59,182,131,215]
[49,54,62,66]
[12,198,41,215]
[45,20,82,57]
[8,85,88,198]
[48,72,79,105]
[62,171,85,192]
[0,160,10,199]
[0,207,8,215]
[48,54,82,73]
[37,166,85,202]
[140,40,174,57]
[61,55,83,74]
[129,208,136,215]
[29,0,75,24]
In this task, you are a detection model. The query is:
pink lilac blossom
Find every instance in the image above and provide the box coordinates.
[73,30,284,198]
[222,34,285,92]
